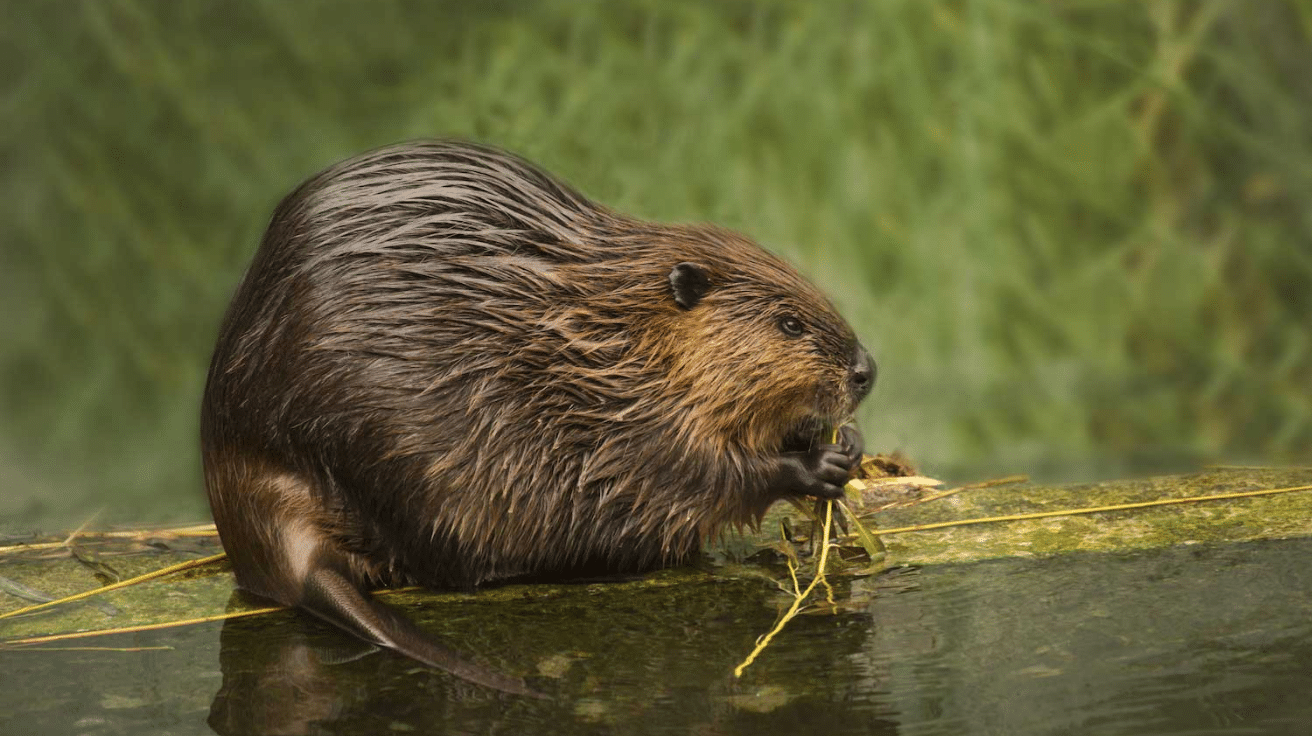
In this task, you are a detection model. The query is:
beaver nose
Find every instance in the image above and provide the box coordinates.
[851,346,875,400]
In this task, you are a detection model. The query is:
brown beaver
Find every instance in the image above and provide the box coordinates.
[201,140,874,688]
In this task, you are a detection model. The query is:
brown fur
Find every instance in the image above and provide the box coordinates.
[201,140,872,674]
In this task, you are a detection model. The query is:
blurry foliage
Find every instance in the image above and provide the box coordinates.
[2,0,1310,526]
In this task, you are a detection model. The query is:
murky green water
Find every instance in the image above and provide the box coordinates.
[3,538,1310,735]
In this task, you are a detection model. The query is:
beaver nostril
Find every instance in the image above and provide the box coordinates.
[851,349,875,396]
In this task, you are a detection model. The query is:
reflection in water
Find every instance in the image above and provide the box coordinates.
[203,577,912,735]
[207,600,538,735]
[208,610,360,735]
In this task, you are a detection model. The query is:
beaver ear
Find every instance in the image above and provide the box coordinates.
[669,262,711,310]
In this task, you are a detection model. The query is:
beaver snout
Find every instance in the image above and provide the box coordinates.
[850,346,875,401]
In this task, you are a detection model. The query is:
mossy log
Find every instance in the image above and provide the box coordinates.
[2,467,1309,646]
[842,467,1312,566]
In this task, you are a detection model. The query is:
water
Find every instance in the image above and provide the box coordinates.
[3,538,1309,735]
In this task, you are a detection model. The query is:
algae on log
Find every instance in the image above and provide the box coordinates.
[837,468,1312,566]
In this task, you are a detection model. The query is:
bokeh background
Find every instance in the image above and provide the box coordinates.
[4,1,1310,530]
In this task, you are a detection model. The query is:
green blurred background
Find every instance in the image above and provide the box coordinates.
[3,0,1310,530]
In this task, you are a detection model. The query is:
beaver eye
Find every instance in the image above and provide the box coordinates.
[777,315,804,337]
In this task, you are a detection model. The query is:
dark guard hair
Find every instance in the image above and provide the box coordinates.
[202,140,875,691]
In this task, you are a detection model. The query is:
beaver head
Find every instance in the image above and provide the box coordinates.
[650,230,874,457]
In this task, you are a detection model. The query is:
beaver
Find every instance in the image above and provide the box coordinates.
[201,140,874,687]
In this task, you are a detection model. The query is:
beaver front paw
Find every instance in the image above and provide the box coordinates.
[771,425,863,500]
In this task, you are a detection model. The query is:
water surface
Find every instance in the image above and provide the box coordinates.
[3,538,1309,735]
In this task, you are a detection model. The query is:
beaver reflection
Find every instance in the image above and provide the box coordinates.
[207,598,520,735]
[208,611,354,736]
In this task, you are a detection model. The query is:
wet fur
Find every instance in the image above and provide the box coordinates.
[202,141,871,682]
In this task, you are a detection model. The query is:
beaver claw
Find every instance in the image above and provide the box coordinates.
[834,424,863,467]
